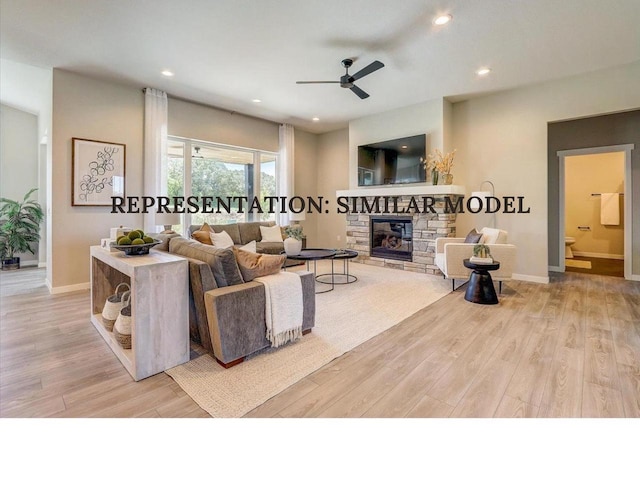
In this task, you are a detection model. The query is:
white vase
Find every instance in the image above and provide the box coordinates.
[284,237,302,256]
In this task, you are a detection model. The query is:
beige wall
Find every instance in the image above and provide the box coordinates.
[0,104,40,264]
[51,70,145,289]
[293,129,318,247]
[317,128,349,247]
[452,61,640,281]
[50,72,294,289]
[349,98,446,189]
[168,98,278,152]
[565,152,625,257]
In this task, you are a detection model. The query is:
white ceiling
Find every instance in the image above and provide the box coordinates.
[1,0,639,133]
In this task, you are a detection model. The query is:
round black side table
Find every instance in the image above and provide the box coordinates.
[462,258,500,305]
[316,249,359,285]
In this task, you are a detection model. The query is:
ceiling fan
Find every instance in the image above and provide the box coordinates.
[296,58,384,99]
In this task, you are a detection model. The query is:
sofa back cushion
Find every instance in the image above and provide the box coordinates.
[238,221,276,244]
[480,227,508,244]
[152,232,182,252]
[170,237,244,287]
[233,248,286,282]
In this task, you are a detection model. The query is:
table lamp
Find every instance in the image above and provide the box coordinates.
[156,212,181,234]
[290,211,306,225]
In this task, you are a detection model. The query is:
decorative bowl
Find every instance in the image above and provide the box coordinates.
[113,240,162,256]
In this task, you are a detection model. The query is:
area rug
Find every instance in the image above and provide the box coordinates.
[165,261,450,417]
[565,259,592,269]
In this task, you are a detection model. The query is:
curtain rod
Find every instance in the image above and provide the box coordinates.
[591,193,624,196]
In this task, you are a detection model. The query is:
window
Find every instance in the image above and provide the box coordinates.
[164,138,278,232]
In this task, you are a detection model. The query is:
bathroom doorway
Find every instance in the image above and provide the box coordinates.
[558,145,633,279]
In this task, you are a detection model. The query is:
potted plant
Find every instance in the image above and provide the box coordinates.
[0,188,44,270]
[283,225,304,256]
[471,243,492,264]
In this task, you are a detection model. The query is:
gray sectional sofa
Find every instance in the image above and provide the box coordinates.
[154,230,315,368]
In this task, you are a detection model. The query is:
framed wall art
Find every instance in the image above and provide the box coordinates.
[72,138,126,206]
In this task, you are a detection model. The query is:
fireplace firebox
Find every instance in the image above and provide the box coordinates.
[370,216,413,261]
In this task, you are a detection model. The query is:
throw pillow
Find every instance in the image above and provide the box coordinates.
[191,223,213,245]
[209,230,235,249]
[234,248,286,282]
[239,240,257,253]
[464,228,483,244]
[259,224,283,242]
[480,227,503,245]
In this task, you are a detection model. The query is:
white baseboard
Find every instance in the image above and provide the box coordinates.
[38,262,47,268]
[548,265,562,273]
[572,251,624,260]
[48,282,90,294]
[628,274,640,282]
[512,273,549,284]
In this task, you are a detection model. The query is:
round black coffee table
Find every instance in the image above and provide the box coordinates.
[316,249,358,285]
[285,248,337,293]
[463,258,501,305]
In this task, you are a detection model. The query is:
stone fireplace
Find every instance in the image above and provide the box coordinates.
[342,189,465,275]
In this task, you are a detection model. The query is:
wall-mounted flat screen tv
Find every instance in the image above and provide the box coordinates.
[357,134,427,186]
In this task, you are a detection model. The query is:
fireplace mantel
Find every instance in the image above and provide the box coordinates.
[336,184,466,197]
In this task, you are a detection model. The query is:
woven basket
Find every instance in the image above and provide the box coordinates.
[101,283,130,331]
[113,293,132,349]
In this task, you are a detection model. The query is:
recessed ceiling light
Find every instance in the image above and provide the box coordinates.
[401,145,408,149]
[433,14,452,25]
[312,117,320,122]
[161,70,174,77]
[476,67,491,76]
[252,99,262,103]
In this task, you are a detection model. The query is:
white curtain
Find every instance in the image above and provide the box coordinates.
[143,88,168,233]
[278,123,295,226]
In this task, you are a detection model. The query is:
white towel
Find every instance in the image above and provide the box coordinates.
[255,272,303,348]
[600,193,620,225]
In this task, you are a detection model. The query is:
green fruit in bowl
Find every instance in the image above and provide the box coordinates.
[128,230,141,240]
[136,229,145,237]
[143,236,154,244]
[131,238,145,245]
[118,237,132,245]
[116,235,126,242]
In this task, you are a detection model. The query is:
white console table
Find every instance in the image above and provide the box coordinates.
[90,246,189,381]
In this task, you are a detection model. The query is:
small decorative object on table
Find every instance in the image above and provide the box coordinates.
[470,243,492,264]
[101,282,130,331]
[283,225,304,256]
[426,148,456,185]
[113,228,160,255]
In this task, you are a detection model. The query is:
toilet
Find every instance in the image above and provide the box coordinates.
[565,237,576,259]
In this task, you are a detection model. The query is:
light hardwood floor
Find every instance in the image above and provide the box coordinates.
[1,267,638,418]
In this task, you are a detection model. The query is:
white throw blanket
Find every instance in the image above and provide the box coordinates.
[255,272,303,348]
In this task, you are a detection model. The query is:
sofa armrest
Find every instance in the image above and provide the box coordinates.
[204,282,268,364]
[435,237,465,254]
[203,271,316,365]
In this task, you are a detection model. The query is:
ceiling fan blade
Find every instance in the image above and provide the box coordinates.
[296,81,341,84]
[350,85,370,99]
[351,60,384,81]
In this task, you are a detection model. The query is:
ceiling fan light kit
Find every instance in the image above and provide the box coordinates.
[296,58,385,99]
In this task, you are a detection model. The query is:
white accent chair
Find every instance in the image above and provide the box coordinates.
[434,227,517,292]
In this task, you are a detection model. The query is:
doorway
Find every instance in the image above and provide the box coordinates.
[558,145,634,279]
